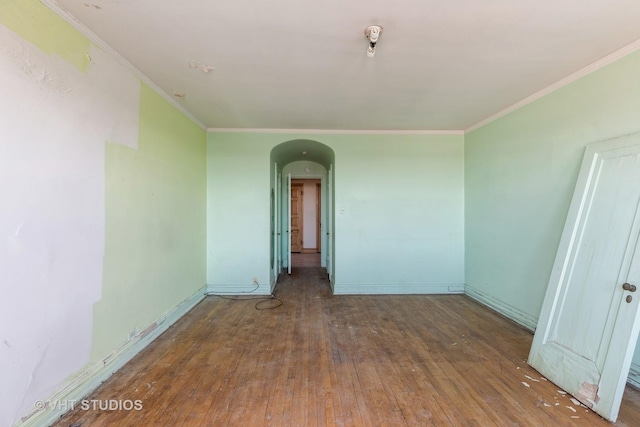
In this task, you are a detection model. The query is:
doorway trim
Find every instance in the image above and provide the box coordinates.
[269,139,335,290]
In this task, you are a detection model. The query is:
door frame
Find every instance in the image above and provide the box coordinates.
[316,182,322,253]
[281,170,326,272]
[271,163,281,289]
[269,140,336,288]
[291,179,322,254]
[287,173,292,274]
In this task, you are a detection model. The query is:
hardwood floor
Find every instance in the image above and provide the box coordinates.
[54,267,640,426]
[292,253,321,267]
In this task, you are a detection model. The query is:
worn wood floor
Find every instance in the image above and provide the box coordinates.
[54,267,640,426]
[292,253,321,267]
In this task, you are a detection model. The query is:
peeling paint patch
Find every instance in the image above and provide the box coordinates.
[575,382,599,408]
[0,0,91,71]
[524,375,539,382]
[521,382,530,388]
[139,322,158,339]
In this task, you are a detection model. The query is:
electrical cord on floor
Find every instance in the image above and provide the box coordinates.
[255,297,283,310]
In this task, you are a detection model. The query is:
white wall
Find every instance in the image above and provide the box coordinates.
[0,24,138,426]
[302,181,318,250]
[0,3,206,425]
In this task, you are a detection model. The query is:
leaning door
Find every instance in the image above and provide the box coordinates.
[529,133,640,422]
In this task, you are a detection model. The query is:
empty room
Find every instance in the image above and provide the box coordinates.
[3,0,640,426]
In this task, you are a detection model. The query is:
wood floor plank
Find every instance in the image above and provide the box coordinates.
[53,267,640,426]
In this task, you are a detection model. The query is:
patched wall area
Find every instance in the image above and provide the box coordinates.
[0,1,206,425]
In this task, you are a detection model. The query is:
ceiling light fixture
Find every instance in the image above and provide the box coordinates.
[364,25,383,58]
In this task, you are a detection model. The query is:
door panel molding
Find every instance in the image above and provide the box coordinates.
[529,132,640,422]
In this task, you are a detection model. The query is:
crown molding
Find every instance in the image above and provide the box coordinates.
[207,127,464,136]
[40,0,206,129]
[465,38,640,133]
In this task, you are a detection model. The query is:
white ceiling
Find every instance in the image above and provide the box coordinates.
[49,0,640,131]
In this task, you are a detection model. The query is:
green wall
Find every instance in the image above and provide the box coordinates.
[207,132,465,295]
[465,50,640,329]
[0,0,90,71]
[92,83,207,360]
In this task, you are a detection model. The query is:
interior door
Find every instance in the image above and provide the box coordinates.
[273,163,280,279]
[326,164,333,281]
[287,173,292,274]
[290,183,303,253]
[528,133,640,422]
[316,182,321,253]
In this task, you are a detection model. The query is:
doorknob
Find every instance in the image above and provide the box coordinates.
[622,283,637,292]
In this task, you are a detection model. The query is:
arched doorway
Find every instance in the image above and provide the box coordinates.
[270,140,335,292]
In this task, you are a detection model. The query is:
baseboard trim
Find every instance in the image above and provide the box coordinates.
[628,363,640,390]
[17,286,206,427]
[464,284,538,332]
[333,283,465,295]
[206,284,271,296]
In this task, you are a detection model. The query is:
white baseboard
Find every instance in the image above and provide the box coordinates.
[627,363,640,390]
[206,284,271,296]
[333,283,465,295]
[16,286,206,427]
[464,284,538,332]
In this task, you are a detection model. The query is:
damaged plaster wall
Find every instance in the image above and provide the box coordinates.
[464,50,640,360]
[91,83,206,362]
[0,1,206,425]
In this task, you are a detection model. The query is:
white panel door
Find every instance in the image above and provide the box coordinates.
[273,163,280,277]
[529,133,640,422]
[327,164,333,281]
[287,173,292,274]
